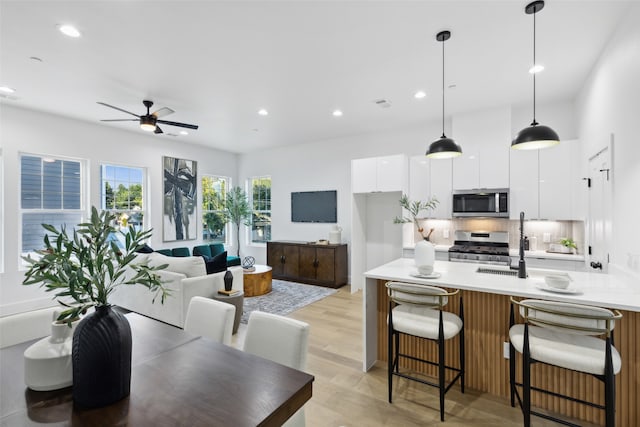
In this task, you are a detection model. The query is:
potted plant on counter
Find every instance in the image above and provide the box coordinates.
[22,206,169,408]
[393,194,439,275]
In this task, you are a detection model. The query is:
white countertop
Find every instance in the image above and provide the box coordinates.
[364,258,640,312]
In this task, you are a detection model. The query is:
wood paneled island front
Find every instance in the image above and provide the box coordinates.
[364,258,640,426]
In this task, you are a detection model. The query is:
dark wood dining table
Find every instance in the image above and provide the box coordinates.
[0,312,314,426]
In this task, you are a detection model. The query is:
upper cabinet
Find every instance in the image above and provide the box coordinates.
[510,139,585,220]
[408,155,452,218]
[452,107,511,190]
[352,154,407,193]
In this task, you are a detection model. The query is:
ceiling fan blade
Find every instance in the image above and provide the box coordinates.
[154,125,164,134]
[152,107,174,118]
[100,119,138,122]
[97,102,140,118]
[157,119,199,130]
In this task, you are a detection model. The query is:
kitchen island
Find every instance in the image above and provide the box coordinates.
[363,258,640,426]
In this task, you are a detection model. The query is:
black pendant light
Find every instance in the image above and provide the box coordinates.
[512,0,560,150]
[426,30,462,159]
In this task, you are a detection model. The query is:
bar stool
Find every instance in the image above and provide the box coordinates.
[386,281,464,421]
[509,298,622,427]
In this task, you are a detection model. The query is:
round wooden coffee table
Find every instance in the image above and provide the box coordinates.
[243,265,273,297]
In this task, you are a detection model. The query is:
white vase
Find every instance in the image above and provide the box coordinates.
[23,320,78,391]
[414,239,435,274]
[328,225,342,244]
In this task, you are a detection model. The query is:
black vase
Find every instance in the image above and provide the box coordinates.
[72,305,132,408]
[224,270,233,291]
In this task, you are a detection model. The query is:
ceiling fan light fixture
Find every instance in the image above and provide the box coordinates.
[140,115,157,132]
[426,30,462,159]
[512,0,560,150]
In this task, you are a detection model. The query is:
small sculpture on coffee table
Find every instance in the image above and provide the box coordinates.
[242,256,256,272]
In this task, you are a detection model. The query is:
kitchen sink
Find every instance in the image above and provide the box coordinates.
[476,267,520,277]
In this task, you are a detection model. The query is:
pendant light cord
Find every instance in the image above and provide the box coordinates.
[441,35,446,138]
[532,9,538,126]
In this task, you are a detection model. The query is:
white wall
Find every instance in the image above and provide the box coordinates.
[575,4,640,277]
[237,120,443,267]
[0,105,238,315]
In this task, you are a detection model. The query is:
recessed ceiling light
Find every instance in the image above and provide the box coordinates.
[414,91,427,99]
[0,86,16,93]
[332,110,343,117]
[529,64,545,74]
[58,24,81,38]
[179,130,189,135]
[258,109,268,116]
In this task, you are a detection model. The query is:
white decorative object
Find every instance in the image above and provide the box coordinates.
[329,225,342,244]
[23,319,78,391]
[414,239,435,274]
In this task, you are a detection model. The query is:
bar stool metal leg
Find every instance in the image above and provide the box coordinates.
[522,323,531,427]
[388,301,393,403]
[459,297,465,394]
[604,337,615,427]
[438,310,446,421]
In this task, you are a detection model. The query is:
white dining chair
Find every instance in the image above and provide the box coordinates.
[509,298,622,427]
[243,311,310,427]
[184,296,235,346]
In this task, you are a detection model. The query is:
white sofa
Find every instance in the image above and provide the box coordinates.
[111,252,243,328]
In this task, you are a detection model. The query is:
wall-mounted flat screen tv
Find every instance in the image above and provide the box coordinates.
[291,190,337,223]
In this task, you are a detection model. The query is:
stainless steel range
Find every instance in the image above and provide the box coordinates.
[448,231,511,265]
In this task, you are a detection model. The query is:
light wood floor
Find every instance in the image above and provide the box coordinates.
[233,285,595,427]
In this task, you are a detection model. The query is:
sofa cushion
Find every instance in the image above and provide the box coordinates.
[172,247,191,257]
[209,243,225,257]
[146,252,206,278]
[204,251,227,275]
[227,256,241,267]
[193,244,212,258]
[136,243,154,254]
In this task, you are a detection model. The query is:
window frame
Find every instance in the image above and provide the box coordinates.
[248,175,271,245]
[19,152,88,266]
[201,174,230,245]
[99,162,148,242]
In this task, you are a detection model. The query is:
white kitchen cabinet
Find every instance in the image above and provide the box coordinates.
[510,139,583,220]
[352,154,407,194]
[429,158,452,218]
[509,149,539,219]
[539,141,573,220]
[409,156,431,201]
[452,107,511,190]
[408,155,452,218]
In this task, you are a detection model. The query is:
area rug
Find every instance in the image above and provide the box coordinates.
[240,280,337,324]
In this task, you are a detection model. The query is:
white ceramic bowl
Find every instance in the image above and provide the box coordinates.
[544,274,571,289]
[418,265,434,275]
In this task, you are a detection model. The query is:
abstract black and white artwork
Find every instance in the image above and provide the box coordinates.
[163,156,197,242]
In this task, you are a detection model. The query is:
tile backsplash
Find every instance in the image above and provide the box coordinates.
[413,218,585,254]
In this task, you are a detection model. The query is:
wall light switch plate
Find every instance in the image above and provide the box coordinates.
[543,232,551,243]
[504,342,510,359]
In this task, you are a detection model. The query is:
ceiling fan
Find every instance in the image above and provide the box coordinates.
[97,100,199,134]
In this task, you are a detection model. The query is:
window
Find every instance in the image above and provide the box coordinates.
[249,176,271,243]
[101,164,145,247]
[20,154,84,255]
[201,175,229,243]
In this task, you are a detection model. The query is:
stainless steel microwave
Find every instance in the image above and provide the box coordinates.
[452,189,509,218]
